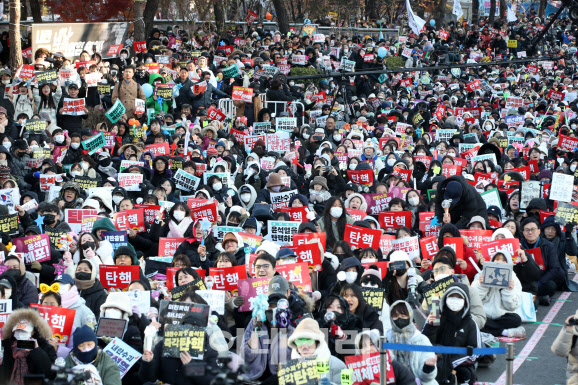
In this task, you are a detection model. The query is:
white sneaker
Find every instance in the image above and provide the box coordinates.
[506,326,526,338]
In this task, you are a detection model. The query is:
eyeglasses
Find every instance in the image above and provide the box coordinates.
[432,265,449,275]
[523,227,539,233]
[294,338,315,346]
[255,264,271,271]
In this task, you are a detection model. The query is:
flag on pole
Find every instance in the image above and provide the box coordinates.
[507,7,517,22]
[452,0,464,20]
[406,0,426,36]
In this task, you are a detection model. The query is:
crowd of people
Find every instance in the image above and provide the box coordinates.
[0,7,578,385]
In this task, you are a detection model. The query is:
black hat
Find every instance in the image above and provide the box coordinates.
[14,139,28,151]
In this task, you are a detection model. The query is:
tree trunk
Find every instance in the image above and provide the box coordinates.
[538,0,546,18]
[499,0,506,21]
[143,0,161,41]
[434,0,447,25]
[472,0,479,25]
[29,0,42,22]
[214,0,226,36]
[10,0,22,71]
[366,0,377,20]
[271,0,289,34]
[489,0,496,25]
[134,0,146,42]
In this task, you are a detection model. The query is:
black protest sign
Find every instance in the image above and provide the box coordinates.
[169,157,183,171]
[154,83,173,98]
[26,119,47,134]
[158,300,210,326]
[278,358,320,385]
[36,70,58,84]
[0,214,19,235]
[170,278,206,301]
[45,228,69,248]
[98,84,112,95]
[73,176,100,190]
[162,324,205,359]
[555,202,578,226]
[362,287,385,311]
[420,275,457,306]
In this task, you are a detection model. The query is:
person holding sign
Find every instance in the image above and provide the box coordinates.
[423,282,482,385]
[472,251,525,338]
[0,308,57,384]
[436,177,490,229]
[64,325,121,385]
[146,73,172,114]
[56,83,88,133]
[286,318,346,384]
[111,65,146,120]
[541,215,578,289]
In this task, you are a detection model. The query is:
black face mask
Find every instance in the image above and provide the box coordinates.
[136,69,146,78]
[226,222,238,227]
[395,268,407,277]
[82,242,96,251]
[43,214,56,225]
[394,318,411,329]
[75,272,92,281]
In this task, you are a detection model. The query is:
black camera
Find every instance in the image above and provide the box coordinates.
[568,317,578,326]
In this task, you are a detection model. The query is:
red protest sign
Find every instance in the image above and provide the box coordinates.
[344,224,381,250]
[474,171,499,185]
[439,31,449,40]
[505,96,524,109]
[107,44,124,56]
[392,166,412,182]
[222,45,234,55]
[480,238,520,261]
[159,237,186,257]
[193,81,207,95]
[344,352,395,385]
[361,261,389,278]
[277,206,308,222]
[209,265,247,293]
[134,204,162,224]
[459,229,493,252]
[134,41,147,53]
[13,234,51,264]
[443,237,464,260]
[100,265,140,290]
[559,134,578,152]
[441,164,461,178]
[75,61,95,70]
[232,86,253,103]
[30,304,76,343]
[113,209,145,232]
[145,142,170,157]
[190,201,218,224]
[466,80,480,92]
[347,209,367,222]
[420,235,439,259]
[276,263,313,292]
[283,243,322,272]
[548,90,565,101]
[230,128,246,144]
[18,64,35,80]
[526,247,544,269]
[378,211,411,232]
[207,106,226,121]
[21,47,32,59]
[292,232,326,251]
[347,169,374,185]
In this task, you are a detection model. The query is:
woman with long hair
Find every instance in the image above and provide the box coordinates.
[316,196,354,252]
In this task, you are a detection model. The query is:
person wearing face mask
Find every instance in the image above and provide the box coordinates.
[237,184,258,212]
[60,132,82,165]
[316,197,354,252]
[384,250,425,309]
[383,301,438,385]
[340,283,383,333]
[21,224,66,284]
[64,325,121,385]
[256,172,284,204]
[73,259,108,319]
[2,253,40,307]
[52,274,96,328]
[0,308,57,384]
[333,256,363,289]
[423,282,482,385]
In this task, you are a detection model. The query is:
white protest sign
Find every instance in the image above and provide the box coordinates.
[270,189,298,210]
[127,290,151,315]
[173,169,201,192]
[117,173,143,191]
[550,173,574,203]
[197,290,225,315]
[480,188,503,210]
[520,181,541,210]
[103,338,142,378]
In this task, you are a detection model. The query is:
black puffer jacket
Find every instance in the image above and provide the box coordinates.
[435,175,489,229]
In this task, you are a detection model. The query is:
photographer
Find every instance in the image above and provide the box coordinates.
[552,311,578,384]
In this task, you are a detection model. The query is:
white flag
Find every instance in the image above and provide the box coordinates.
[507,7,517,22]
[406,0,426,36]
[453,0,464,19]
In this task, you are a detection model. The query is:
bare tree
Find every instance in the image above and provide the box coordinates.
[143,0,161,40]
[134,0,147,41]
[29,0,42,22]
[499,0,506,21]
[472,0,479,25]
[271,0,289,34]
[538,0,546,18]
[214,0,226,35]
[10,0,23,71]
[489,0,496,24]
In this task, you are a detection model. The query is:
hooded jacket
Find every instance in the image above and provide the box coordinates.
[435,175,490,229]
[145,73,170,114]
[552,324,578,385]
[384,301,437,385]
[65,349,121,385]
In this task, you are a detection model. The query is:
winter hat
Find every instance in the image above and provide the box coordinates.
[82,199,100,210]
[309,176,329,190]
[467,215,487,229]
[389,250,411,265]
[266,173,283,187]
[287,318,324,350]
[276,248,296,260]
[242,217,258,230]
[443,180,463,204]
[14,139,28,151]
[268,275,290,300]
[255,240,280,257]
[53,274,75,286]
[206,147,218,157]
[491,228,514,240]
[487,205,501,221]
[353,329,381,354]
[100,292,133,319]
[73,325,98,350]
[113,246,136,263]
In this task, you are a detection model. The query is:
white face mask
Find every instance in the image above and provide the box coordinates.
[145,58,153,63]
[241,193,252,202]
[333,134,342,141]
[435,273,451,281]
[4,288,11,298]
[104,308,123,319]
[59,283,71,294]
[330,207,343,218]
[120,54,128,60]
[213,182,222,191]
[173,211,186,221]
[446,297,465,312]
[113,196,123,205]
[409,197,419,206]
[349,163,357,170]
[14,330,32,341]
[71,171,83,178]
[345,271,358,284]
[54,135,65,143]
[81,162,89,171]
[360,258,376,264]
[71,142,81,150]
[387,159,396,166]
[1,79,9,85]
[2,142,10,150]
[571,164,577,172]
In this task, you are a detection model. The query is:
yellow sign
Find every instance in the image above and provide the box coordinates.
[508,40,518,48]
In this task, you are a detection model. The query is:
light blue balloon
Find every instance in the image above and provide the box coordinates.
[430,19,436,26]
[377,47,387,58]
[142,83,153,98]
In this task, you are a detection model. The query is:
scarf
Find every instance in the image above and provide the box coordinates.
[11,340,29,385]
[75,278,95,291]
[61,286,81,308]
[168,217,193,238]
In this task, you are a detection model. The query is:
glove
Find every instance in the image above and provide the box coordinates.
[330,324,346,339]
[312,291,322,302]
[33,172,41,179]
[306,209,316,221]
[31,261,42,271]
[319,378,331,385]
[233,296,245,308]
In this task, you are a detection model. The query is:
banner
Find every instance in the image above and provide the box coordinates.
[208,265,247,294]
[362,288,385,311]
[422,275,457,306]
[13,234,51,264]
[82,132,106,155]
[277,206,308,222]
[347,169,374,186]
[479,238,520,261]
[0,214,19,235]
[283,243,323,272]
[117,173,143,191]
[105,99,126,123]
[158,237,186,257]
[100,265,140,290]
[555,202,578,226]
[32,22,130,59]
[363,193,391,215]
[268,220,300,244]
[158,299,210,326]
[162,324,205,359]
[270,189,298,211]
[378,211,411,232]
[25,119,47,134]
[237,277,272,311]
[419,235,439,260]
[278,358,320,385]
[30,304,76,343]
[232,86,253,103]
[190,201,218,224]
[344,352,395,385]
[113,209,145,232]
[293,232,326,250]
[144,142,170,157]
